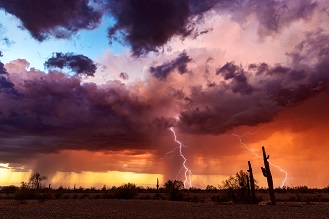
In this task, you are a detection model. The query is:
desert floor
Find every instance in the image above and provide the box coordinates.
[0,199,329,219]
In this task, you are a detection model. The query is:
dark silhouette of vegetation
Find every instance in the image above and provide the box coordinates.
[156,178,159,198]
[29,172,47,190]
[2,185,18,194]
[322,185,329,193]
[261,146,276,205]
[13,172,50,203]
[164,180,184,201]
[2,176,329,203]
[14,182,31,204]
[101,183,138,199]
[247,161,256,204]
[113,183,138,199]
[222,170,256,203]
[55,186,65,199]
[205,185,218,192]
[101,185,107,191]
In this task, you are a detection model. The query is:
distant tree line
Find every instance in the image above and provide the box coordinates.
[1,171,329,204]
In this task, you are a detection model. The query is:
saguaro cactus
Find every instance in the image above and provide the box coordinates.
[261,146,276,205]
[247,161,256,204]
[156,178,159,197]
[246,175,251,202]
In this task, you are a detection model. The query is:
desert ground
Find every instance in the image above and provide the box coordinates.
[0,199,329,219]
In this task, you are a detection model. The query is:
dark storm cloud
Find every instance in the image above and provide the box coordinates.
[106,0,216,56]
[0,61,7,75]
[0,0,318,55]
[0,0,216,54]
[177,30,329,134]
[0,65,176,163]
[0,57,14,89]
[216,62,254,94]
[106,0,318,55]
[45,53,97,76]
[255,30,329,106]
[1,30,329,164]
[149,52,192,80]
[0,0,102,41]
[0,76,14,89]
[3,29,329,156]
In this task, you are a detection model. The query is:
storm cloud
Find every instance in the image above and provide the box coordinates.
[106,0,318,55]
[177,30,329,134]
[216,62,254,94]
[45,53,97,76]
[0,0,102,41]
[0,0,319,55]
[1,60,178,163]
[0,0,215,54]
[2,28,329,162]
[0,54,14,89]
[0,61,7,75]
[106,0,217,56]
[149,52,192,80]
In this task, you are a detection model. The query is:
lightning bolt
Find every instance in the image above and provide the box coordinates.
[162,127,192,188]
[232,122,292,188]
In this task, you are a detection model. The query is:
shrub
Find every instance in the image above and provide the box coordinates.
[205,185,218,192]
[164,180,185,201]
[2,185,18,194]
[55,186,64,199]
[294,185,309,193]
[29,172,47,190]
[101,185,107,191]
[322,185,329,193]
[221,170,256,203]
[113,183,138,199]
[14,182,31,204]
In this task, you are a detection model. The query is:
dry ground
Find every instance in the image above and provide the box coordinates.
[0,199,329,219]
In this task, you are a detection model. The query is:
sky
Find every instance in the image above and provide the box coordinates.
[0,0,329,189]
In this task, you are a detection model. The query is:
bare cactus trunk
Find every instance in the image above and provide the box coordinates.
[261,146,276,205]
[247,161,256,204]
[156,178,159,198]
[246,175,251,203]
